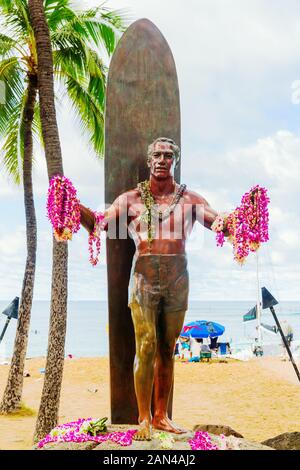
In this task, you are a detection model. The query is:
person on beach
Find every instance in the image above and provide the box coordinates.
[252,338,263,357]
[180,337,190,360]
[189,337,202,362]
[280,321,294,360]
[80,137,229,440]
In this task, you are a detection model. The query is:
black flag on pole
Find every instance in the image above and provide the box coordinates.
[261,286,300,383]
[261,322,277,334]
[243,305,257,322]
[2,297,19,319]
[0,297,19,344]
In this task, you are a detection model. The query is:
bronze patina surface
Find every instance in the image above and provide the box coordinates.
[105,19,181,424]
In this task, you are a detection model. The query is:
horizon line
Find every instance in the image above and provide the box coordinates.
[1,299,300,303]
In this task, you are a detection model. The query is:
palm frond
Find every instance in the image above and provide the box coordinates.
[0,57,24,133]
[44,0,75,31]
[50,1,126,156]
[76,5,128,32]
[0,0,32,45]
[0,56,25,183]
[65,75,104,157]
[32,100,43,150]
[0,32,16,56]
[99,6,129,30]
[86,50,106,108]
[44,0,68,11]
[54,42,107,107]
[53,32,107,94]
[52,46,86,78]
[77,19,117,56]
[0,0,15,12]
[50,4,126,58]
[70,7,127,56]
[51,25,87,54]
[0,97,25,184]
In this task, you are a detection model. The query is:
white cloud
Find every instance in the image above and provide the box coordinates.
[0,227,25,255]
[279,230,299,246]
[0,173,22,197]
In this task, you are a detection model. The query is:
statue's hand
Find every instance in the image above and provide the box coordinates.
[211,212,229,234]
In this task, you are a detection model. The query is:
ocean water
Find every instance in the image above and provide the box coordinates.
[0,300,299,358]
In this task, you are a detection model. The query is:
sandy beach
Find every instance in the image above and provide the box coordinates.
[0,356,300,450]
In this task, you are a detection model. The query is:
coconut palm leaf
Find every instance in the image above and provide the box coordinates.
[1,0,32,40]
[54,43,106,97]
[0,55,26,183]
[86,50,106,107]
[44,0,74,31]
[0,0,14,11]
[0,97,25,184]
[52,45,87,78]
[0,57,24,129]
[0,32,16,55]
[32,100,43,148]
[64,74,104,157]
[76,5,127,33]
[49,4,127,57]
[63,7,127,56]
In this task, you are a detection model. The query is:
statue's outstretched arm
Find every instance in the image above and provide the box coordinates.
[193,193,229,236]
[204,204,230,236]
[79,193,129,234]
[202,201,218,230]
[79,204,96,234]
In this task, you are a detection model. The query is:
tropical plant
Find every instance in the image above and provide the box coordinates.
[0,0,125,417]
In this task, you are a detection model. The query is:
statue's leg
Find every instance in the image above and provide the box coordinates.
[131,299,157,441]
[152,308,187,433]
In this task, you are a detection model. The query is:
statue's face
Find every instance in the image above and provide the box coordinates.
[148,142,176,179]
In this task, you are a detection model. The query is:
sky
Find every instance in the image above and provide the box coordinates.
[1,0,300,302]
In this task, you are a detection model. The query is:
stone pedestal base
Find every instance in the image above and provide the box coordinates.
[36,424,273,451]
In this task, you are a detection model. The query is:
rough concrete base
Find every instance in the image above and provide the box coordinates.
[193,424,244,438]
[262,432,300,450]
[36,424,273,451]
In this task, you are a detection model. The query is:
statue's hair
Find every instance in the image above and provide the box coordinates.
[147,137,180,166]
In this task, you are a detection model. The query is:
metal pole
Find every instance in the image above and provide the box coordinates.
[255,252,262,344]
[0,317,11,344]
[269,306,300,383]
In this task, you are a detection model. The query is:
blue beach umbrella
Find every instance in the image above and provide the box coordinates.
[181,320,225,339]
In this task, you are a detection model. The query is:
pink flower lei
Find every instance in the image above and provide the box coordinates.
[88,211,105,266]
[47,175,81,241]
[47,176,105,266]
[188,431,219,450]
[212,185,270,264]
[37,418,137,448]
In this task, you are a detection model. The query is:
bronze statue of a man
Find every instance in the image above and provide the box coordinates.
[80,137,227,440]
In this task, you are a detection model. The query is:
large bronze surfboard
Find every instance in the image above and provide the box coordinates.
[105,18,181,424]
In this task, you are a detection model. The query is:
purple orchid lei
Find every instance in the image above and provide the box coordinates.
[212,185,270,264]
[47,175,81,242]
[37,418,137,448]
[37,419,224,450]
[88,211,105,266]
[188,431,219,450]
[47,176,105,265]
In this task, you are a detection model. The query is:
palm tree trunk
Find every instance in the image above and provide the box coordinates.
[28,0,68,440]
[0,75,38,414]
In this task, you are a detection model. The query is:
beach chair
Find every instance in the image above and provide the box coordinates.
[219,343,227,355]
[200,351,211,362]
[217,342,229,362]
